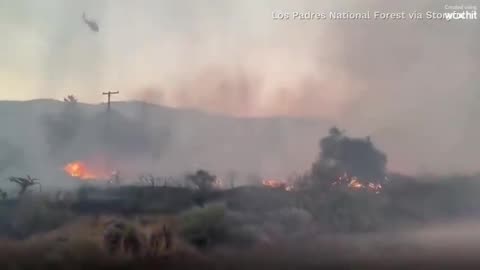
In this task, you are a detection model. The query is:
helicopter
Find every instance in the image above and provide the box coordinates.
[82,12,99,32]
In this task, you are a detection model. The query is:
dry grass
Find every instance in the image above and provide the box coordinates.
[0,215,199,269]
[3,217,480,269]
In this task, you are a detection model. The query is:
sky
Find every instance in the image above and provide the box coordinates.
[0,0,479,174]
[0,0,344,117]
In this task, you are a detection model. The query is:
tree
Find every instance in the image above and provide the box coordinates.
[187,170,216,192]
[63,95,78,104]
[310,127,388,188]
[139,174,160,187]
[8,175,40,196]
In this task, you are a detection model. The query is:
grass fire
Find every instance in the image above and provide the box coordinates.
[63,160,112,180]
[262,179,294,191]
[332,172,383,194]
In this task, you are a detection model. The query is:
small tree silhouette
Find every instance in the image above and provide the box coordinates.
[139,174,159,187]
[187,170,216,192]
[63,95,78,104]
[8,175,40,196]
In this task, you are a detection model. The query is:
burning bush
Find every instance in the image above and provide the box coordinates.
[308,127,388,190]
[262,179,294,191]
[63,160,112,181]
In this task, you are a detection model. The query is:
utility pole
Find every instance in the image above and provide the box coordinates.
[102,91,119,178]
[102,91,119,111]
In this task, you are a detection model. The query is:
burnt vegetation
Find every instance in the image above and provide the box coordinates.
[8,175,40,196]
[1,127,480,269]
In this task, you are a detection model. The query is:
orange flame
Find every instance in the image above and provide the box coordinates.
[262,179,294,191]
[333,172,382,194]
[348,179,364,189]
[63,161,110,180]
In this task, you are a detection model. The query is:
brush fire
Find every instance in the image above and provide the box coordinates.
[261,172,383,193]
[63,160,112,180]
[332,172,383,194]
[262,179,294,191]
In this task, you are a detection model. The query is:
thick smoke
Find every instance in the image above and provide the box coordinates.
[0,139,25,175]
[42,96,84,157]
[327,1,480,175]
[0,0,478,175]
[42,98,167,176]
[1,2,480,267]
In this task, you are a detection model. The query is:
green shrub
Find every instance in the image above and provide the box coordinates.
[179,203,227,249]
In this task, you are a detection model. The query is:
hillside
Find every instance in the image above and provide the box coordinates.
[0,99,332,187]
